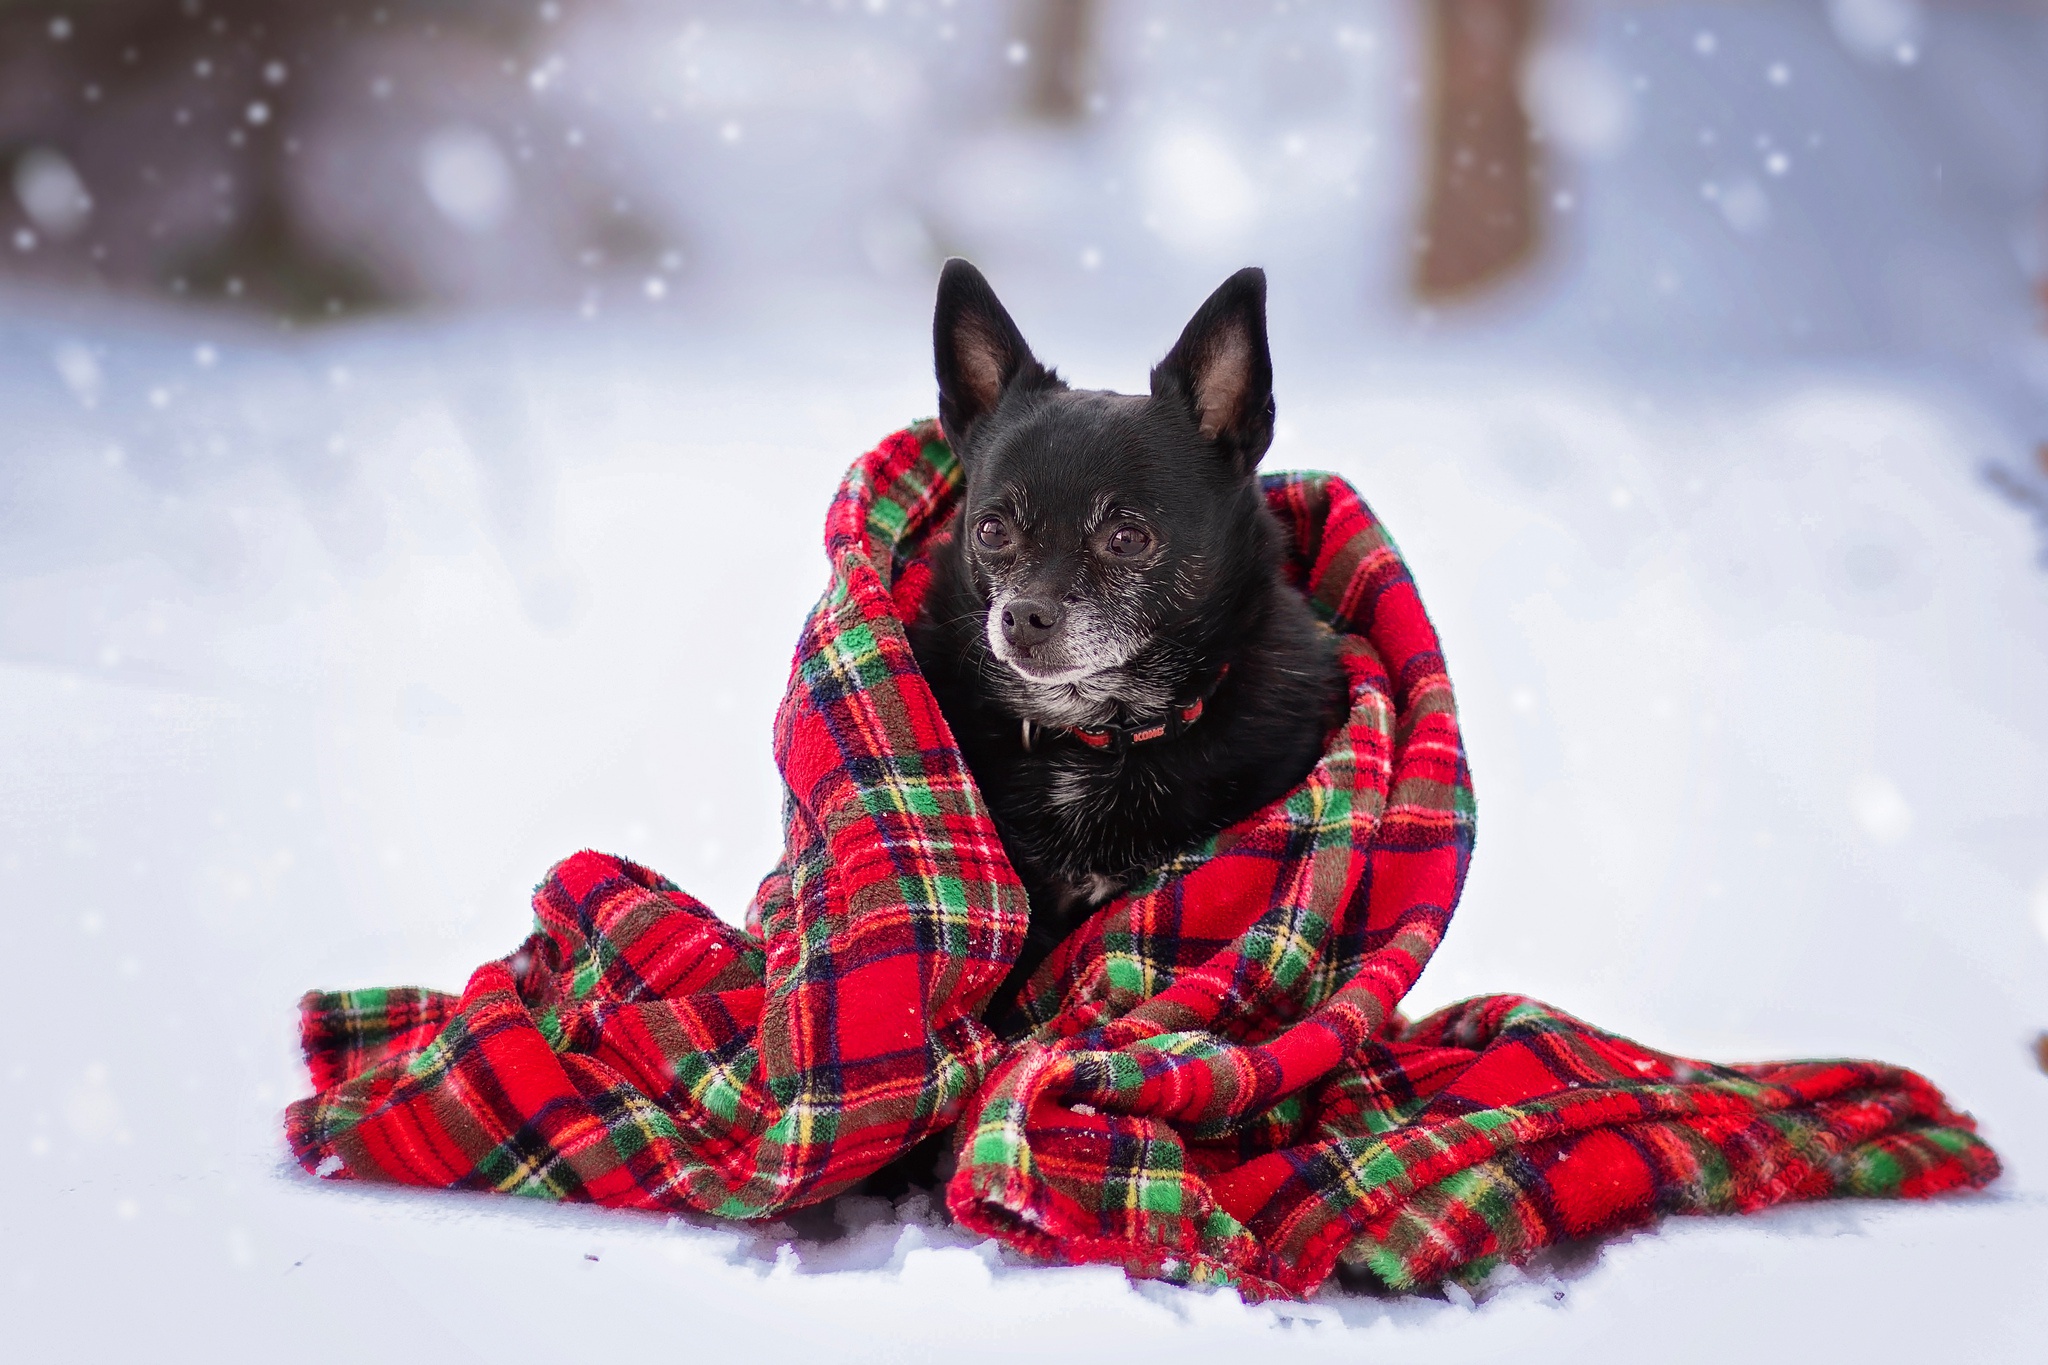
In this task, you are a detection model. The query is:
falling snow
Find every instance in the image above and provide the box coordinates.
[4,2,2047,1360]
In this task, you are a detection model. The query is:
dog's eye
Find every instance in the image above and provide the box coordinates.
[975,516,1012,551]
[1106,524,1153,558]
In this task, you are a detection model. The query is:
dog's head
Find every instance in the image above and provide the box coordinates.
[932,259,1278,719]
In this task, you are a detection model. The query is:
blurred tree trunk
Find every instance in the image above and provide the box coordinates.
[1413,0,1544,303]
[0,0,550,317]
[0,0,394,314]
[1019,0,1095,124]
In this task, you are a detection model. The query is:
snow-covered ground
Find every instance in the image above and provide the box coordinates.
[8,0,2048,1357]
[5,282,2047,1360]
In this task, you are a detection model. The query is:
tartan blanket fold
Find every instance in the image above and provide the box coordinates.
[286,422,1997,1300]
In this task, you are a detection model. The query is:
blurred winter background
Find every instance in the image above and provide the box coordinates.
[6,2,2048,1360]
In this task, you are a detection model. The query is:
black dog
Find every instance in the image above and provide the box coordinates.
[911,260,1343,1026]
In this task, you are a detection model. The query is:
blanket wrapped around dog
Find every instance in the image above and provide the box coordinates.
[287,422,1997,1299]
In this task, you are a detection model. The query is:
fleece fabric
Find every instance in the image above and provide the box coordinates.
[287,422,1996,1299]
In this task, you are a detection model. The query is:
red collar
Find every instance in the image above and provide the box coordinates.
[1020,665,1229,753]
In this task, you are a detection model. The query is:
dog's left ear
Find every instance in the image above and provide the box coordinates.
[934,258,1054,450]
[1151,267,1275,474]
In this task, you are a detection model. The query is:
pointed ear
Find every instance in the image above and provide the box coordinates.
[933,258,1051,445]
[1150,267,1275,472]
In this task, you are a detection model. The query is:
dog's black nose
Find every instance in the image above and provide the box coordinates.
[1001,597,1062,651]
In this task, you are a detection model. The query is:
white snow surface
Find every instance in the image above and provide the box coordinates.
[4,283,2047,1361]
[9,0,2048,1355]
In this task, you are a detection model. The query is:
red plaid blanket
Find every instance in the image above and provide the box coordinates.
[287,423,1997,1299]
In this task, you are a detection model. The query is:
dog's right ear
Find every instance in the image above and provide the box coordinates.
[934,258,1050,447]
[1151,267,1275,475]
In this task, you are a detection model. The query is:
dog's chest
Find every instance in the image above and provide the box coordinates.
[1000,745,1181,876]
[1037,751,1135,816]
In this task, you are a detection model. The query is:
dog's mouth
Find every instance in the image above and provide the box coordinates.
[983,595,1147,690]
[986,627,1123,688]
[1001,653,1099,685]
